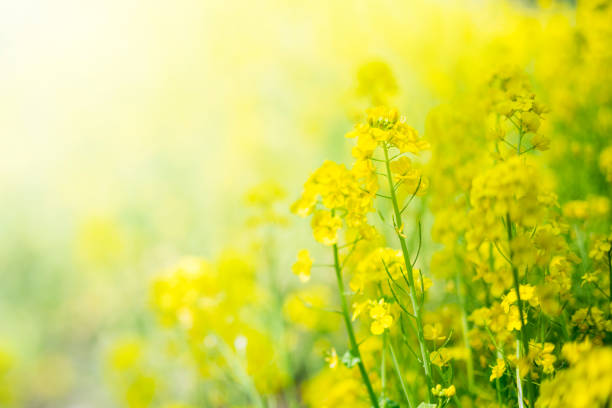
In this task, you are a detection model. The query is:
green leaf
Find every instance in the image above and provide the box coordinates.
[341,350,361,368]
[416,403,436,408]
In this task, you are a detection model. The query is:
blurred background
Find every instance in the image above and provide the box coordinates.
[1,0,610,406]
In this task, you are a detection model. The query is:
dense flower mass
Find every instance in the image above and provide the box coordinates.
[107,10,612,407]
[290,103,436,407]
[15,2,609,408]
[536,347,612,408]
[133,31,612,405]
[5,0,612,407]
[284,10,612,403]
[291,160,377,240]
[149,254,289,394]
[345,106,430,160]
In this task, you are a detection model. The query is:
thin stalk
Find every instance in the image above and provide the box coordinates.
[486,328,523,406]
[383,144,434,401]
[505,213,535,407]
[381,332,387,398]
[516,340,525,408]
[455,271,475,392]
[508,115,523,155]
[332,243,380,408]
[388,339,415,408]
[608,247,612,302]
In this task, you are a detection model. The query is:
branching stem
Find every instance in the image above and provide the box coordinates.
[383,144,434,401]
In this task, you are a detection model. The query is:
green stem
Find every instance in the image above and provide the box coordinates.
[505,213,535,407]
[515,339,525,408]
[383,145,434,401]
[381,332,387,399]
[607,246,612,302]
[333,243,380,408]
[496,378,502,407]
[455,271,475,393]
[388,339,415,408]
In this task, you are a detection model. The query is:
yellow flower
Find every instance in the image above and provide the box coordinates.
[325,348,338,369]
[292,249,313,282]
[548,256,574,294]
[351,300,370,321]
[443,385,456,397]
[345,107,429,159]
[424,323,446,342]
[519,284,538,305]
[390,157,417,181]
[501,284,538,313]
[349,248,404,293]
[563,200,589,220]
[521,111,541,133]
[490,358,506,381]
[536,348,612,408]
[311,210,342,246]
[581,271,598,286]
[506,305,523,332]
[467,156,550,249]
[430,347,452,367]
[290,193,316,217]
[501,291,517,313]
[599,145,612,182]
[432,383,456,398]
[589,236,611,262]
[369,299,393,335]
[530,341,556,374]
[531,133,551,151]
[561,339,592,365]
[469,307,492,327]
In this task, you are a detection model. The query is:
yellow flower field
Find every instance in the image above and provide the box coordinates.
[1,0,611,407]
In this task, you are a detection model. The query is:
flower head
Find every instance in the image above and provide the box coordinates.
[292,249,313,282]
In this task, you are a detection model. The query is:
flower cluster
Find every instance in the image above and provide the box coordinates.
[425,64,612,408]
[115,4,612,407]
[346,106,430,160]
[150,254,288,398]
[292,105,436,408]
[536,347,612,408]
[352,298,394,335]
[291,160,377,244]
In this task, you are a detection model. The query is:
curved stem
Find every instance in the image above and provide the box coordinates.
[383,145,434,401]
[332,243,380,408]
